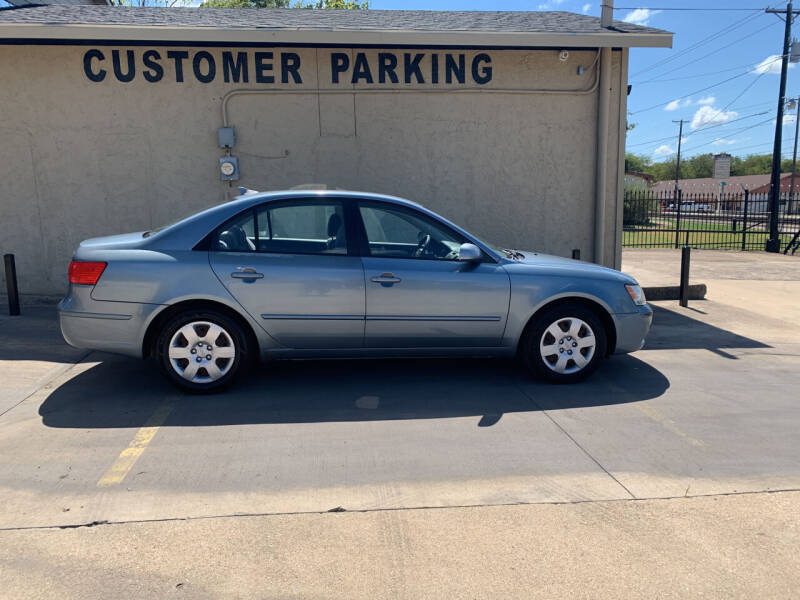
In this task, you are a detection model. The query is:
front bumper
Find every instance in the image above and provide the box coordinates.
[613,304,653,354]
[58,285,162,358]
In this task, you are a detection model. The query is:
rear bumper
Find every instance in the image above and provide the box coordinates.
[613,305,653,354]
[58,285,162,358]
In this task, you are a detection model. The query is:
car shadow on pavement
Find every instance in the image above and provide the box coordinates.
[643,305,769,353]
[38,354,669,429]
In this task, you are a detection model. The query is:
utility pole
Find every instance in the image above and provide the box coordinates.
[672,119,685,201]
[791,96,800,213]
[765,3,800,251]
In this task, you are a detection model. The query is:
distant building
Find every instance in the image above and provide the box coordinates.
[713,153,731,179]
[651,174,771,197]
[749,173,800,196]
[624,171,654,191]
[650,172,798,212]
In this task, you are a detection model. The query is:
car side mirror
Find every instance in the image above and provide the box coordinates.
[458,243,482,262]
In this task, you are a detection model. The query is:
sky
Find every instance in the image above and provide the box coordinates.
[2,0,795,162]
[373,0,797,162]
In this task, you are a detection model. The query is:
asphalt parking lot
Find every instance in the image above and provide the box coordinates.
[1,250,799,598]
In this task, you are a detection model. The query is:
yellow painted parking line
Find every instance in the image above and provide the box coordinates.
[97,401,174,488]
[636,403,707,448]
[607,382,706,449]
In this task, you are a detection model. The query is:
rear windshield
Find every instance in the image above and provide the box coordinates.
[143,202,219,238]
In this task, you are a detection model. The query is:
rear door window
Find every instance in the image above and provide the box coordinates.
[213,200,348,255]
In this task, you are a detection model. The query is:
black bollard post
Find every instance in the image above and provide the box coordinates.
[4,254,20,316]
[679,246,690,308]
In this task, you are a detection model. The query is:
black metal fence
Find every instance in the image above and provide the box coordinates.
[623,189,800,253]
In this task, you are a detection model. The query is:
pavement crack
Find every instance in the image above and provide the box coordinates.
[0,350,92,419]
[2,488,798,533]
[57,520,109,530]
[513,379,637,499]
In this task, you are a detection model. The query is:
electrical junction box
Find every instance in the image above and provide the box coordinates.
[219,156,239,181]
[218,127,235,149]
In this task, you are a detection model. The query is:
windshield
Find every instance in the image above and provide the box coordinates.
[475,237,523,258]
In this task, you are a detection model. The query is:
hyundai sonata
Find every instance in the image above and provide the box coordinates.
[59,190,652,392]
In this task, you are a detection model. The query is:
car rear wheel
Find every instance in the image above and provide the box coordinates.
[521,303,607,383]
[156,310,248,393]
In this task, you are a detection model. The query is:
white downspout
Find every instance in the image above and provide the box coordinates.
[594,47,611,265]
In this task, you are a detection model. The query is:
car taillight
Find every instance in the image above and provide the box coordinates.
[68,261,107,285]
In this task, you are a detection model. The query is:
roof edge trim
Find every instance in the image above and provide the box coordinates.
[0,23,673,48]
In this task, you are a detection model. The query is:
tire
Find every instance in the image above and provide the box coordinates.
[520,302,607,384]
[156,310,249,394]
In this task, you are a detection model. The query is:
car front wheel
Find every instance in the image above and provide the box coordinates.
[156,310,248,393]
[521,303,607,383]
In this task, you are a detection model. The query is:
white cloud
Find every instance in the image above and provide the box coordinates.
[653,144,675,157]
[697,96,715,106]
[751,55,793,75]
[681,137,690,144]
[691,105,738,129]
[582,3,591,13]
[622,8,661,26]
[537,0,565,8]
[665,97,691,112]
[711,138,738,146]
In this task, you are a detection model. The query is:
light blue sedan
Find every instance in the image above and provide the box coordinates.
[59,190,652,392]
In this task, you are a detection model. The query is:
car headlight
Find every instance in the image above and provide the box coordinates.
[625,284,647,306]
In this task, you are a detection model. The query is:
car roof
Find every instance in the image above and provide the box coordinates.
[142,189,434,251]
[231,189,425,210]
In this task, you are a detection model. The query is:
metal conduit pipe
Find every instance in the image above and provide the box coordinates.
[220,50,601,126]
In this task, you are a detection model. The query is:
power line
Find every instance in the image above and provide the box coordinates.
[634,20,781,82]
[680,117,776,153]
[616,6,780,10]
[626,111,771,148]
[719,72,767,114]
[631,69,760,114]
[632,116,779,158]
[616,1,790,9]
[724,100,782,113]
[633,61,769,85]
[631,10,765,78]
[634,50,790,86]
[629,56,782,115]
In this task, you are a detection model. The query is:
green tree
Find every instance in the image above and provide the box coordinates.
[624,153,652,174]
[108,0,195,5]
[297,0,368,7]
[685,153,713,179]
[730,154,773,176]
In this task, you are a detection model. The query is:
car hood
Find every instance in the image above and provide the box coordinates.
[505,251,636,283]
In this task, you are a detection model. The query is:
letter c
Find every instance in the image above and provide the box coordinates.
[84,49,106,83]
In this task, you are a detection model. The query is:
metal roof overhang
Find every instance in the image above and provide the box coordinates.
[0,24,673,48]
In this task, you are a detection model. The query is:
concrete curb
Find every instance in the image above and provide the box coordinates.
[643,284,707,301]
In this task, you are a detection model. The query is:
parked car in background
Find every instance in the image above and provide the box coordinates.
[59,190,652,392]
[667,201,712,213]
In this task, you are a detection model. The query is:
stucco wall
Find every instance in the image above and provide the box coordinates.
[0,44,625,296]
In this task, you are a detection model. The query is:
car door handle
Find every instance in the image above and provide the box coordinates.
[370,273,401,284]
[231,268,264,280]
